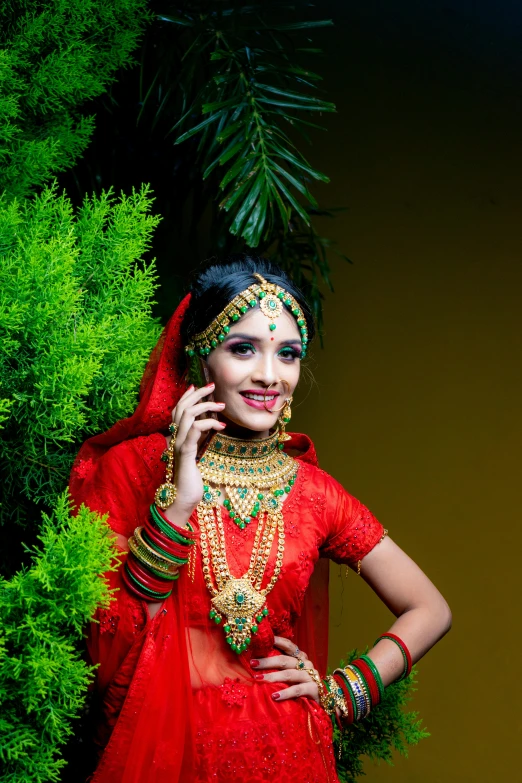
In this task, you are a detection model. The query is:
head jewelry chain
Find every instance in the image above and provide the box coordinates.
[184,273,309,358]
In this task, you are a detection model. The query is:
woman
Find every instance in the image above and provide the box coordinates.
[70,256,452,783]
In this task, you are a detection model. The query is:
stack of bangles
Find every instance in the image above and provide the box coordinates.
[318,633,412,727]
[122,503,195,601]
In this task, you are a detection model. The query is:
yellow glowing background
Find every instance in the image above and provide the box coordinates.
[289,3,522,780]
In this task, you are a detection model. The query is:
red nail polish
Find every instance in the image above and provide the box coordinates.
[250,660,259,668]
[272,692,280,700]
[206,382,215,387]
[254,674,264,681]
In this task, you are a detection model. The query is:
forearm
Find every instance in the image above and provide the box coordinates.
[367,602,452,686]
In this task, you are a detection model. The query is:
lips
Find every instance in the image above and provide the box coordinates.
[240,390,280,411]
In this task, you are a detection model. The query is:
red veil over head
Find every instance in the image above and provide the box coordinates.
[70,293,330,783]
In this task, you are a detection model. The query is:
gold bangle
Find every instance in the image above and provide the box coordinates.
[129,529,180,576]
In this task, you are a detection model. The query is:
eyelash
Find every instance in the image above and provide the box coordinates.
[229,342,301,360]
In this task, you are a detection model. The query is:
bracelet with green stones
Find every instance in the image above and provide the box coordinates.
[150,504,194,546]
[359,653,385,702]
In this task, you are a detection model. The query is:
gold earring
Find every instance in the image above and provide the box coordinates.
[277,395,293,447]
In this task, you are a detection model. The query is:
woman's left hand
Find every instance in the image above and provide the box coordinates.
[250,635,321,704]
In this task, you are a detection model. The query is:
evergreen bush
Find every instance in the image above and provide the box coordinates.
[0,0,150,200]
[0,493,118,782]
[0,183,161,532]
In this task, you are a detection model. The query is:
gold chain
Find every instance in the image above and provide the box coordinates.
[197,502,286,654]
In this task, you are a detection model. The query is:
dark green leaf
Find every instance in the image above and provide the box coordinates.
[269,171,310,224]
[157,13,194,27]
[271,161,318,207]
[256,97,336,112]
[219,153,256,190]
[255,83,334,108]
[174,113,222,145]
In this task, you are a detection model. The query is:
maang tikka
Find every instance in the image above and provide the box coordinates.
[184,273,309,359]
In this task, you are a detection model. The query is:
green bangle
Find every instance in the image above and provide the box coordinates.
[124,564,174,600]
[373,635,409,681]
[359,654,385,702]
[150,504,194,546]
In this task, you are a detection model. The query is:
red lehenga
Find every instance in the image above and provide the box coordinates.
[69,295,385,783]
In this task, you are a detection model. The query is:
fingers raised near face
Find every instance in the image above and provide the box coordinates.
[173,383,215,423]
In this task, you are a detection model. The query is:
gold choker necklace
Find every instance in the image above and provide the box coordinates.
[198,429,298,529]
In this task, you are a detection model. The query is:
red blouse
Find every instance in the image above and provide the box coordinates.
[74,431,385,783]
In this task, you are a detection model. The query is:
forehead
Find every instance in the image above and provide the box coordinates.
[226,305,301,340]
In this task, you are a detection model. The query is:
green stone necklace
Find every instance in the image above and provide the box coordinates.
[197,429,298,529]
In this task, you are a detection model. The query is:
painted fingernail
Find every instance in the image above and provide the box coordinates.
[250,660,259,668]
[217,422,226,428]
[206,382,215,387]
[216,402,226,407]
[254,674,264,681]
[272,692,280,700]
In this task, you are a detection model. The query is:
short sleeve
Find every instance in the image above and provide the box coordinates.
[320,475,386,567]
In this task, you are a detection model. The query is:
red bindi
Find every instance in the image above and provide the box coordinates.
[270,337,274,341]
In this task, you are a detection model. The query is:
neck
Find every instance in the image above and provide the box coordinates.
[218,418,271,440]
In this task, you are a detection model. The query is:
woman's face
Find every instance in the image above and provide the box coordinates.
[204,306,303,437]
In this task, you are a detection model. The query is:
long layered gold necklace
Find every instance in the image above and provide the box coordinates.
[196,429,296,653]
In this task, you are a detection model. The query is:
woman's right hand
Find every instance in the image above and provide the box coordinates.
[166,383,226,520]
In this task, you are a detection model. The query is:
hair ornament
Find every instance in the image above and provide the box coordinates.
[184,273,309,359]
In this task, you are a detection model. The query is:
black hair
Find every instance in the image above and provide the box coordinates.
[180,254,316,346]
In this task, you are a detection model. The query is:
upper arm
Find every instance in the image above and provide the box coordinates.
[360,535,452,621]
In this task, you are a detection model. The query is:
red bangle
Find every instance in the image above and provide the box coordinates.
[332,673,355,725]
[121,564,153,601]
[155,505,195,539]
[127,555,175,592]
[143,517,190,559]
[352,658,380,707]
[375,633,412,680]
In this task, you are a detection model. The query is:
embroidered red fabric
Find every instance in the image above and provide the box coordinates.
[69,294,385,783]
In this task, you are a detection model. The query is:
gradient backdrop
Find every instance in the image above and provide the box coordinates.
[284,2,522,781]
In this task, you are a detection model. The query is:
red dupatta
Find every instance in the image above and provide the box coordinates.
[69,294,330,782]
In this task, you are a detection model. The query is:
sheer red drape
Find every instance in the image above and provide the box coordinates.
[69,293,330,782]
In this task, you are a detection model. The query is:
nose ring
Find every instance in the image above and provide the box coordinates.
[263,380,290,413]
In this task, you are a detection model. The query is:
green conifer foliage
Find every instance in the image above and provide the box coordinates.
[0,493,119,782]
[0,0,150,200]
[0,183,162,528]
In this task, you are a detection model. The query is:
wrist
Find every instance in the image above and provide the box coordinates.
[162,499,194,529]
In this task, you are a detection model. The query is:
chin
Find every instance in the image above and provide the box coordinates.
[223,411,278,432]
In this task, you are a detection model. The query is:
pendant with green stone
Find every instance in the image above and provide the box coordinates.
[202,484,221,504]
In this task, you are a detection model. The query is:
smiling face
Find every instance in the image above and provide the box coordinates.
[203,306,303,438]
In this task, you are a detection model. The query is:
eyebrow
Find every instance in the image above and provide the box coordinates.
[222,332,302,346]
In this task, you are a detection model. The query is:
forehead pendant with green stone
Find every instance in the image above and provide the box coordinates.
[259,292,283,332]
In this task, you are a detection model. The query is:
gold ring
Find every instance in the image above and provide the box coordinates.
[296,659,306,670]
